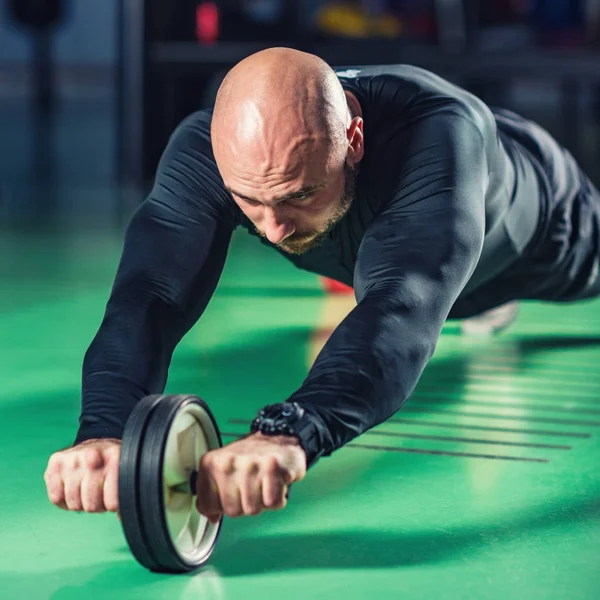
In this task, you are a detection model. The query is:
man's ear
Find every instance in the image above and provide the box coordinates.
[346,116,364,166]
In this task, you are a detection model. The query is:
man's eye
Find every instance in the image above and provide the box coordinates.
[290,194,311,204]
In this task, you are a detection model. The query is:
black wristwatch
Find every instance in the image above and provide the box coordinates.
[250,401,305,436]
[250,401,323,468]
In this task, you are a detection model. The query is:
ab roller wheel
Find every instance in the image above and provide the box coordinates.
[118,394,223,573]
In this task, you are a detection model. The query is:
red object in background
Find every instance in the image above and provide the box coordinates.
[321,277,354,294]
[196,2,219,44]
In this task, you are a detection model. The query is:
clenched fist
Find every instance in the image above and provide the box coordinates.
[195,432,307,522]
[44,439,121,513]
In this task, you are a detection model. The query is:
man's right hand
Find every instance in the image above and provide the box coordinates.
[44,439,121,513]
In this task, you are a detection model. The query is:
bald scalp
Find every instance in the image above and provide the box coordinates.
[211,48,349,175]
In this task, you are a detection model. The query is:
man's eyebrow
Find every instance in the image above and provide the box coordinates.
[225,184,327,204]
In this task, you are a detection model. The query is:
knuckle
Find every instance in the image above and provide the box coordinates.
[46,454,63,473]
[212,453,235,475]
[84,447,99,460]
[61,454,78,471]
[105,446,121,462]
[83,448,103,468]
[201,451,217,470]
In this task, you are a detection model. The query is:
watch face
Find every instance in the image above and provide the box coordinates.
[269,402,303,423]
[281,407,294,418]
[254,402,304,432]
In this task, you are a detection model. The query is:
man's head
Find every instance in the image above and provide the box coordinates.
[211,47,364,255]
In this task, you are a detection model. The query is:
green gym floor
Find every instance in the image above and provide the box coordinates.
[1,224,600,600]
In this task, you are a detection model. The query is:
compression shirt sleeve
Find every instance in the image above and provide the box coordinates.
[285,110,487,467]
[74,114,238,444]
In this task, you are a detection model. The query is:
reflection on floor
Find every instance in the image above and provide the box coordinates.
[0,225,599,600]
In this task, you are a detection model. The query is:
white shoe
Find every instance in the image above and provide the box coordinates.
[460,301,520,336]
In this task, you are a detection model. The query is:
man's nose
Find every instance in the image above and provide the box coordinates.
[263,206,295,244]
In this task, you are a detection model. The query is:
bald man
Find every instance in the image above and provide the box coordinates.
[45,48,600,521]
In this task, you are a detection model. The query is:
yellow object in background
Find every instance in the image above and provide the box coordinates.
[316,2,403,39]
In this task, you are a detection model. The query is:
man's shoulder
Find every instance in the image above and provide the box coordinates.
[335,64,458,98]
[337,64,490,125]
[153,107,243,224]
[169,107,214,147]
[159,107,222,173]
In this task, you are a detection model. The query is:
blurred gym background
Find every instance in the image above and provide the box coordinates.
[1,0,599,231]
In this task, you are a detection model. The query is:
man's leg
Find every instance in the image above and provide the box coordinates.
[460,301,520,335]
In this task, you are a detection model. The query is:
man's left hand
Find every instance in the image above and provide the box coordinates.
[194,432,307,522]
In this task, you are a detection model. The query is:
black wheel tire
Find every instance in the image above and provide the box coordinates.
[118,394,165,572]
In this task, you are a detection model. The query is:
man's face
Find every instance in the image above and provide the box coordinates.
[222,150,358,256]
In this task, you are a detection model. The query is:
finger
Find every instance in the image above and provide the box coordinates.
[81,469,106,513]
[195,467,222,521]
[64,471,84,511]
[80,448,108,512]
[262,473,287,511]
[217,472,242,518]
[45,470,68,510]
[104,462,119,513]
[239,473,264,517]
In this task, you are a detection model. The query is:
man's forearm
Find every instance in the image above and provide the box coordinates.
[285,288,443,465]
[75,296,175,444]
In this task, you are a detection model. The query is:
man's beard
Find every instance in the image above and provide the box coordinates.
[270,163,357,256]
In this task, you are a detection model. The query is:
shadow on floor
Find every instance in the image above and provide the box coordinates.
[1,485,597,594]
[212,483,600,576]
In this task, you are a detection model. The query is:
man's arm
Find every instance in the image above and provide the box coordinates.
[284,109,488,467]
[75,112,238,444]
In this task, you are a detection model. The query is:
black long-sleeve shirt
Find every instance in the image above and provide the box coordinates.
[75,65,579,467]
